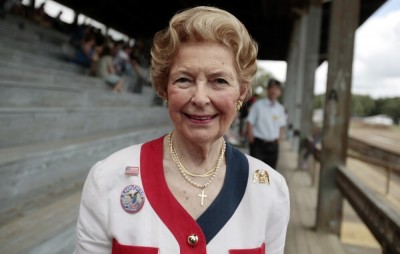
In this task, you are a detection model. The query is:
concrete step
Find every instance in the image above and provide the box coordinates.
[0,188,80,254]
[0,18,73,60]
[0,125,172,253]
[0,80,156,108]
[0,62,98,86]
[0,46,83,73]
[0,61,140,89]
[0,105,170,148]
[0,35,69,59]
[0,71,101,91]
[0,25,41,43]
[27,224,76,254]
[0,14,69,45]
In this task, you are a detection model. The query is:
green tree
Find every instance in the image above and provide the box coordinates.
[251,68,274,98]
[313,92,399,124]
[351,95,375,117]
[380,97,400,124]
[313,94,324,109]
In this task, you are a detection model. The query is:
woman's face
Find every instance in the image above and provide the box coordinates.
[167,41,247,144]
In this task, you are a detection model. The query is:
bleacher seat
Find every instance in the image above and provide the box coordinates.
[0,14,171,253]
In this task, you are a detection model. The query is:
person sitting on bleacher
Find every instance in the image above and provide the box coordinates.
[95,45,124,93]
[69,24,91,49]
[114,42,153,93]
[113,43,134,76]
[70,33,97,70]
[0,0,25,19]
[32,2,51,28]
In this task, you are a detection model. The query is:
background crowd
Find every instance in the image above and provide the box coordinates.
[1,0,151,94]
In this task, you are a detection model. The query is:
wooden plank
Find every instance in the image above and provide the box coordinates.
[281,140,347,254]
[282,149,311,254]
[289,185,310,254]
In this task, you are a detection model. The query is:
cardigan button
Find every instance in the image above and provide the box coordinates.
[187,234,199,246]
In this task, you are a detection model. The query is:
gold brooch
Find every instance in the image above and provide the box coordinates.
[253,169,270,184]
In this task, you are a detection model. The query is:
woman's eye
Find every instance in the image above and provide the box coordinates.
[215,78,228,85]
[176,77,190,83]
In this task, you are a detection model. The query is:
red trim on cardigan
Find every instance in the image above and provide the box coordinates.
[112,239,158,254]
[141,136,207,254]
[229,243,266,254]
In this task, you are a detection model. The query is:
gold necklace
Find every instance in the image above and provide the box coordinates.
[168,131,226,206]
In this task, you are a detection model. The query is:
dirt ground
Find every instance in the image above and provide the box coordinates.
[349,122,400,154]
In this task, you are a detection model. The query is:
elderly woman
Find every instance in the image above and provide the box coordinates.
[74,6,289,254]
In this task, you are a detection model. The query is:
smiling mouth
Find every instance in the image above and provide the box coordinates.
[185,114,218,121]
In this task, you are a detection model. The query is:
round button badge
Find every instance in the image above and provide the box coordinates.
[120,185,145,213]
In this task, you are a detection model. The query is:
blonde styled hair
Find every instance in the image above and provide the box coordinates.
[150,6,258,99]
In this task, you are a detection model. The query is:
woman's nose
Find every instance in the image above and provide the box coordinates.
[190,84,211,107]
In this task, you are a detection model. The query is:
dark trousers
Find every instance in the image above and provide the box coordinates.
[250,137,279,169]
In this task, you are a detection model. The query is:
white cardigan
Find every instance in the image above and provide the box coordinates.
[74,135,290,254]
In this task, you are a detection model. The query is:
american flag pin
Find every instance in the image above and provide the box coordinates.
[125,166,139,176]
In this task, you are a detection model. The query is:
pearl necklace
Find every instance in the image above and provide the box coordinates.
[170,142,218,178]
[168,131,226,205]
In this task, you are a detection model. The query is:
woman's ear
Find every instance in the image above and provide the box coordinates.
[156,89,168,100]
[239,83,249,101]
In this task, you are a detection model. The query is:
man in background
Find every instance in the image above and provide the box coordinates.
[246,79,287,169]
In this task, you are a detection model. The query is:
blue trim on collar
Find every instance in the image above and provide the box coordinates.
[196,143,249,243]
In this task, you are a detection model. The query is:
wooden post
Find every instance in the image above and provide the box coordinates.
[284,17,301,146]
[27,0,36,17]
[283,14,308,154]
[292,14,307,154]
[297,2,323,169]
[73,11,79,27]
[29,0,36,9]
[316,0,360,235]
